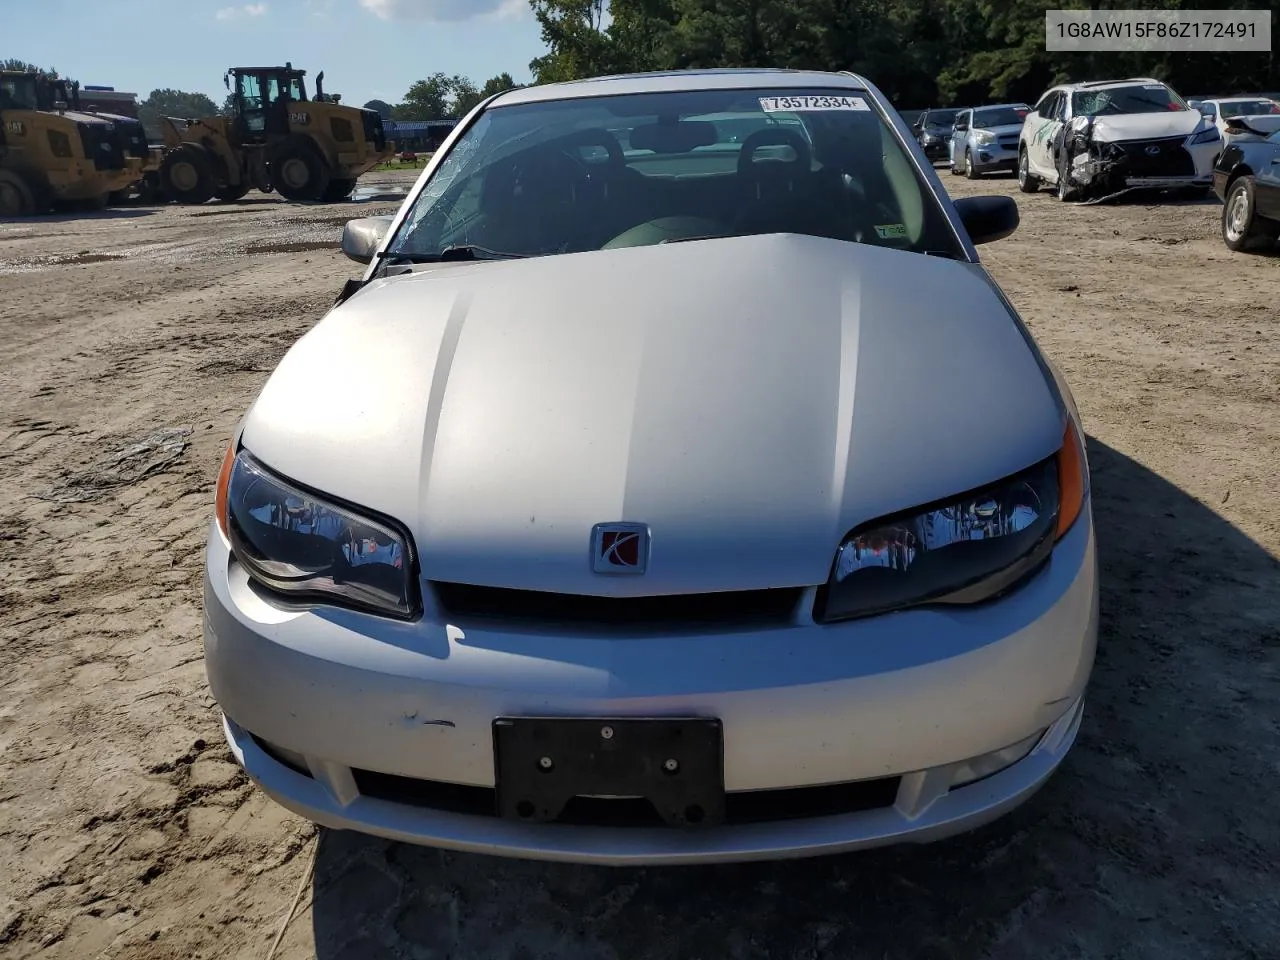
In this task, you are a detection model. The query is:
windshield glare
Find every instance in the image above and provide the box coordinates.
[1073,84,1187,116]
[973,106,1029,128]
[386,87,965,264]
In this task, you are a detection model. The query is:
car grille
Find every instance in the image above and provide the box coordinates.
[429,581,805,631]
[1115,136,1195,177]
[997,134,1019,149]
[351,768,903,826]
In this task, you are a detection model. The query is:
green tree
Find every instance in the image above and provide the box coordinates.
[393,73,454,120]
[221,92,238,117]
[450,76,483,117]
[363,98,394,119]
[138,88,218,132]
[479,72,521,99]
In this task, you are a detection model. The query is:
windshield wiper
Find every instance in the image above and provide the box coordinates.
[382,244,527,264]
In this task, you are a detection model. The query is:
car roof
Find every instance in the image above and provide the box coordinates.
[491,69,874,108]
[1206,95,1278,103]
[972,102,1030,110]
[1052,78,1166,93]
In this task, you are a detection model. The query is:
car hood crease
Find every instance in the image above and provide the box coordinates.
[241,234,1063,597]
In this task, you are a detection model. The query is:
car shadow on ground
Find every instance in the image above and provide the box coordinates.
[305,438,1279,960]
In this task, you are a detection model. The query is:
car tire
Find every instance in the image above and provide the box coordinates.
[1055,151,1079,202]
[0,168,37,217]
[1221,175,1280,253]
[270,137,331,203]
[161,144,217,205]
[964,149,980,180]
[1017,148,1039,193]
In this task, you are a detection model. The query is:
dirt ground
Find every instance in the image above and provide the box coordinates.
[1,164,1277,960]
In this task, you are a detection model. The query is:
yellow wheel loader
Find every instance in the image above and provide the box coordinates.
[0,71,145,216]
[157,63,394,204]
[43,78,158,203]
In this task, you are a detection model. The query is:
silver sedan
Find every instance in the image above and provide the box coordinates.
[203,68,1097,865]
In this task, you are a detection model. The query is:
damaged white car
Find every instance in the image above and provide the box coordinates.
[1018,79,1220,203]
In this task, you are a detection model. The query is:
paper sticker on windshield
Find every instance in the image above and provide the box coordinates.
[1143,84,1166,90]
[759,95,869,112]
[874,223,908,240]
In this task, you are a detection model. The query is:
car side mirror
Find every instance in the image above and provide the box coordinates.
[341,215,393,264]
[954,195,1019,245]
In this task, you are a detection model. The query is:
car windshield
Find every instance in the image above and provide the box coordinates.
[973,106,1029,128]
[384,87,967,264]
[1072,84,1188,116]
[1219,99,1280,118]
[923,109,959,127]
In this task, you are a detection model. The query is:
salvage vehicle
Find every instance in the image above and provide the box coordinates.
[156,63,393,204]
[1018,78,1221,203]
[1195,97,1280,162]
[0,70,145,216]
[204,68,1097,865]
[1212,122,1280,252]
[913,107,961,163]
[948,103,1031,179]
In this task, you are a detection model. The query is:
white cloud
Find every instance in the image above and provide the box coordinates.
[216,3,268,20]
[359,0,525,21]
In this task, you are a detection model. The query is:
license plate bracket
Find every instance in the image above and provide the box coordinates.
[493,717,724,827]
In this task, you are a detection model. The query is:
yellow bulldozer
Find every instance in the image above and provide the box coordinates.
[155,63,394,204]
[0,70,145,216]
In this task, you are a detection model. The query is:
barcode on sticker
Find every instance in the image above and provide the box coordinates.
[759,96,869,112]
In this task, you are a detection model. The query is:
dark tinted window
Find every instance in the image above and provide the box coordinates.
[923,109,960,127]
[973,106,1030,128]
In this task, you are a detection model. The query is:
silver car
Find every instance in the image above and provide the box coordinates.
[204,68,1098,865]
[949,103,1032,178]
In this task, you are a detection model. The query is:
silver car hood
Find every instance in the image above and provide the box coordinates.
[242,234,1063,595]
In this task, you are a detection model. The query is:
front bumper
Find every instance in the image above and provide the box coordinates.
[970,143,1019,172]
[921,139,950,161]
[203,504,1098,864]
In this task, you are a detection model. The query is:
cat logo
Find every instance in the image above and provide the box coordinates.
[288,111,310,125]
[4,120,24,136]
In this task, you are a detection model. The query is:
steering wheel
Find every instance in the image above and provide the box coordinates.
[736,128,812,178]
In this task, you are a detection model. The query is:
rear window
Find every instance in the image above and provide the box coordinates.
[972,106,1029,128]
[1219,99,1280,118]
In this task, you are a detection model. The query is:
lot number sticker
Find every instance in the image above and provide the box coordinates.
[759,96,869,112]
[874,223,908,240]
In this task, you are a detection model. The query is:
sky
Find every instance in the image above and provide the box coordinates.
[6,0,548,108]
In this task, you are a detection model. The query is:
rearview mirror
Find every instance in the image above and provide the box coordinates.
[341,216,393,264]
[954,195,1019,245]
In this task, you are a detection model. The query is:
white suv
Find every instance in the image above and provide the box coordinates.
[1018,78,1221,202]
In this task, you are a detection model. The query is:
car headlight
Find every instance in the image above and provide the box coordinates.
[921,132,937,144]
[214,446,419,618]
[815,418,1087,623]
[973,130,996,146]
[1189,126,1221,144]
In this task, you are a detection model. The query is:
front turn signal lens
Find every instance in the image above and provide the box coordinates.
[214,440,237,539]
[1056,417,1087,539]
